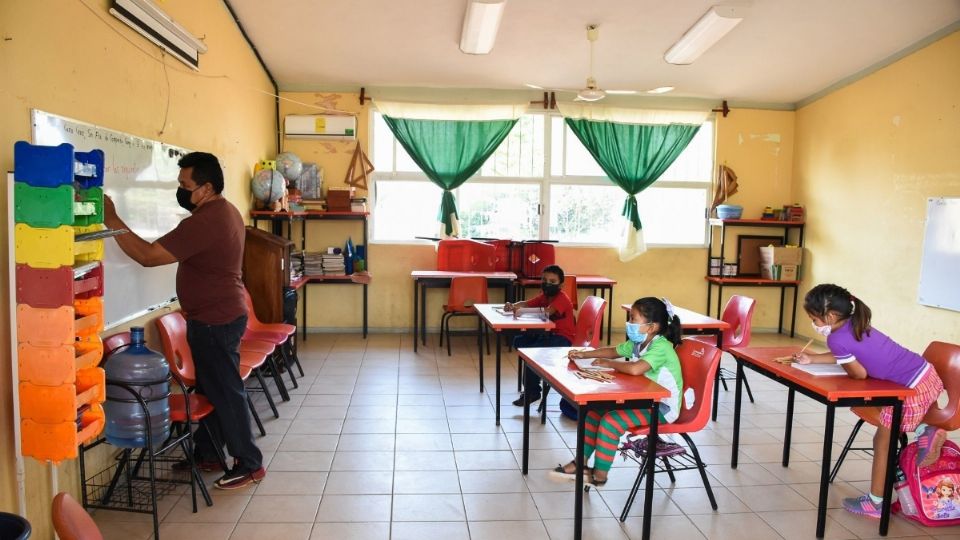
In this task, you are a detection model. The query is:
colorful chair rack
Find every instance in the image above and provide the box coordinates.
[13,141,107,463]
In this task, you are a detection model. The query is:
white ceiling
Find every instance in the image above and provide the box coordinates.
[227,0,960,105]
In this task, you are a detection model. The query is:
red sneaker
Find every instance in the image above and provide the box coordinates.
[214,467,266,490]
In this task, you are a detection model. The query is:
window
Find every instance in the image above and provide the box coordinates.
[372,111,713,246]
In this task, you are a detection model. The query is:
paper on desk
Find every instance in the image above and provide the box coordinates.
[494,308,547,321]
[793,363,848,376]
[572,356,613,372]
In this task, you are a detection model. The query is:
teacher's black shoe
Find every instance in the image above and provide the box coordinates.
[512,393,540,407]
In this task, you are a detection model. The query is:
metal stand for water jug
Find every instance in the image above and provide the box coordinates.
[78,374,212,540]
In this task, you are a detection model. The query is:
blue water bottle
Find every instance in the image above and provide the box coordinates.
[104,327,171,448]
[344,237,354,274]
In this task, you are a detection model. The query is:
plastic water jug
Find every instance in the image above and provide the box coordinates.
[104,327,171,448]
[895,468,918,516]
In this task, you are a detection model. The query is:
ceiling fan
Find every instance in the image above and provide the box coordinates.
[526,25,638,102]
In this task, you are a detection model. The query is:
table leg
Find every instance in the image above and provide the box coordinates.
[880,400,903,536]
[731,359,744,468]
[711,329,723,422]
[362,283,368,339]
[816,405,836,538]
[477,318,484,393]
[606,286,613,345]
[574,405,586,540]
[783,388,795,467]
[716,284,724,319]
[522,366,530,475]
[495,332,502,426]
[706,279,713,315]
[413,280,419,352]
[642,402,660,540]
[420,281,427,346]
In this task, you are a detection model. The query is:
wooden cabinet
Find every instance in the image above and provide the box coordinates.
[243,226,293,324]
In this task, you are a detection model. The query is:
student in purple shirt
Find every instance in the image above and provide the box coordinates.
[795,284,945,519]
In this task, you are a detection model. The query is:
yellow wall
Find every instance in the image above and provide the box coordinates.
[0,0,276,536]
[277,92,797,333]
[794,30,960,351]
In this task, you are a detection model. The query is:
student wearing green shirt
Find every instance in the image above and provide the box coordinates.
[555,297,683,487]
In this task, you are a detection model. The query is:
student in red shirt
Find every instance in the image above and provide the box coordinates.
[504,265,576,406]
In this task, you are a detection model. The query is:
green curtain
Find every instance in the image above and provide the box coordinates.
[382,116,517,236]
[565,118,700,231]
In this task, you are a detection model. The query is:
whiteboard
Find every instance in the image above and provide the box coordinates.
[31,109,189,327]
[918,197,960,312]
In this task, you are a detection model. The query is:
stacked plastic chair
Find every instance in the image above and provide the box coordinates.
[13,141,107,463]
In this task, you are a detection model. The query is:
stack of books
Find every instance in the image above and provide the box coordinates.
[350,197,367,213]
[302,252,324,276]
[321,253,346,275]
[301,199,326,212]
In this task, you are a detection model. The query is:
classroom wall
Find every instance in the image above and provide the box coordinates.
[793,30,960,351]
[278,92,797,333]
[0,1,276,536]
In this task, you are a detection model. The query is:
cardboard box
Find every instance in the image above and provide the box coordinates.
[761,263,799,281]
[759,245,803,266]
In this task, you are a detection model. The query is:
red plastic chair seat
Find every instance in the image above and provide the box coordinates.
[241,339,276,354]
[257,322,295,336]
[169,393,215,423]
[53,492,104,540]
[240,350,267,371]
[244,328,287,346]
[442,304,477,315]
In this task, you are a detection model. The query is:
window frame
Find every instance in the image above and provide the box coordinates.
[369,110,714,248]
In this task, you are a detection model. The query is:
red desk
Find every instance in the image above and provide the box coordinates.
[516,275,617,344]
[518,346,669,540]
[728,346,914,538]
[291,272,372,339]
[621,304,731,420]
[475,304,554,425]
[410,271,517,352]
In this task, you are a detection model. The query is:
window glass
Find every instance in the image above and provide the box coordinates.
[458,182,540,239]
[372,180,442,240]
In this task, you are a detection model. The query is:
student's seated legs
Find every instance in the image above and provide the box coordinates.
[513,331,571,406]
[555,408,664,485]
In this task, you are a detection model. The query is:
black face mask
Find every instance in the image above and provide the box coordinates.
[176,187,197,212]
[541,283,561,297]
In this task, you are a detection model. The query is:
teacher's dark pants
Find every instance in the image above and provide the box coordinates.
[187,315,263,471]
[515,331,572,397]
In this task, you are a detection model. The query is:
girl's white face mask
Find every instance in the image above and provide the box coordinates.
[812,322,832,337]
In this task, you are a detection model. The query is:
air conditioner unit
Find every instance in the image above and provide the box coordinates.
[109,0,207,70]
[284,115,357,140]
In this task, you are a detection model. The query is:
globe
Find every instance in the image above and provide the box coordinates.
[275,152,303,182]
[251,169,286,205]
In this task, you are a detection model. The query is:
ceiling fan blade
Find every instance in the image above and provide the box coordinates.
[524,83,546,90]
[606,90,638,95]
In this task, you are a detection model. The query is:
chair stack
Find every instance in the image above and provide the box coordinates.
[13,141,107,463]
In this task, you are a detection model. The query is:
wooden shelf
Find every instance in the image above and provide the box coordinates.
[709,218,804,227]
[250,210,369,219]
[705,276,801,286]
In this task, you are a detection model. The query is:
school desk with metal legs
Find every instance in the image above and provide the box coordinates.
[514,275,617,344]
[728,346,913,538]
[410,271,517,353]
[517,346,669,540]
[474,304,554,425]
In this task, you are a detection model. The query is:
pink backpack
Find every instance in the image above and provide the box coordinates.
[895,439,960,526]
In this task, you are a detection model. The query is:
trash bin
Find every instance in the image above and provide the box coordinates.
[0,512,31,540]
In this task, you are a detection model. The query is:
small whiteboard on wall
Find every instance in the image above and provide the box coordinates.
[918,197,960,312]
[31,109,189,327]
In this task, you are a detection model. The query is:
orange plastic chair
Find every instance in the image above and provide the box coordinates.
[830,340,960,482]
[154,311,267,437]
[440,276,489,356]
[242,288,302,389]
[52,492,103,540]
[690,294,757,420]
[538,296,606,421]
[617,339,723,520]
[561,275,578,311]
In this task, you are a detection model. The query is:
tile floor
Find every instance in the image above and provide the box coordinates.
[89,331,960,539]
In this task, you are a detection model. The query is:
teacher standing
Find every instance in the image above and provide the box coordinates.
[103,151,264,490]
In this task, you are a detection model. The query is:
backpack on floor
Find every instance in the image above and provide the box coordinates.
[895,439,960,526]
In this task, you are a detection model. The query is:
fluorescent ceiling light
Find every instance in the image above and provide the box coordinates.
[646,86,675,94]
[460,0,506,55]
[110,0,207,70]
[664,6,744,65]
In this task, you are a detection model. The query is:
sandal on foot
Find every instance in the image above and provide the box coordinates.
[550,462,592,481]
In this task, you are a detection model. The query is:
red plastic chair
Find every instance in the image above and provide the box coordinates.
[562,275,578,312]
[52,492,103,540]
[617,339,723,520]
[830,340,960,482]
[690,294,757,420]
[440,276,489,356]
[154,311,268,437]
[242,288,302,390]
[538,296,606,421]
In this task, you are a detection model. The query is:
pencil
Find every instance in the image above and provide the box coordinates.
[798,338,815,355]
